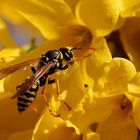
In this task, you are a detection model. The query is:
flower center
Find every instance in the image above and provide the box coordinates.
[62,24,93,48]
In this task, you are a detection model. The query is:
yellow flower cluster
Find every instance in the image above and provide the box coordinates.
[0,0,140,140]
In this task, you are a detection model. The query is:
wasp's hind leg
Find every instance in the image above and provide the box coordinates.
[42,93,60,117]
[30,105,40,117]
[54,78,71,111]
[16,85,22,90]
[41,78,60,117]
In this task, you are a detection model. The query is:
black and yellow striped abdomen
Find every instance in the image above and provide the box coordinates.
[17,80,39,112]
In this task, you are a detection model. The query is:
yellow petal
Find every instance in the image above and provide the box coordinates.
[0,129,10,140]
[128,86,140,136]
[66,94,123,134]
[0,47,22,93]
[131,97,140,130]
[44,55,119,134]
[105,58,136,94]
[128,72,140,98]
[0,3,44,45]
[64,0,79,12]
[120,17,140,71]
[61,24,93,49]
[113,16,126,31]
[8,129,33,140]
[0,47,22,62]
[96,109,137,140]
[32,108,81,140]
[0,94,38,132]
[76,0,121,36]
[121,0,140,17]
[85,37,111,89]
[3,0,75,39]
[83,129,100,140]
[47,62,94,115]
[4,67,33,95]
[0,3,25,24]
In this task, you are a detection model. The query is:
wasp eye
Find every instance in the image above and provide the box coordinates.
[59,48,73,61]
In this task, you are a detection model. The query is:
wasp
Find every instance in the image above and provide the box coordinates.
[0,47,91,114]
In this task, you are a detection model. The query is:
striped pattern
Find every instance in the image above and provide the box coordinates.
[17,81,39,112]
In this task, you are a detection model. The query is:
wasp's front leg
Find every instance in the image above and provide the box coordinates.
[59,62,68,70]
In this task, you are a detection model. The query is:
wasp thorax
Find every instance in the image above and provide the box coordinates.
[62,24,93,48]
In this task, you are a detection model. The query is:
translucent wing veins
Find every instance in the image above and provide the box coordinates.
[0,56,40,80]
[11,61,56,99]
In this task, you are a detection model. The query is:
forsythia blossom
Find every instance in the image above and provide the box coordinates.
[0,0,140,140]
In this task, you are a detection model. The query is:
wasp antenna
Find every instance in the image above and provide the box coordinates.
[69,53,91,64]
[70,47,82,51]
[82,47,96,51]
[71,47,96,51]
[88,47,96,51]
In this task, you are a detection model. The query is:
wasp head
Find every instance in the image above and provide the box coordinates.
[59,47,74,64]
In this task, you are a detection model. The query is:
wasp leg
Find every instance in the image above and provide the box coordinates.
[48,77,56,84]
[43,93,60,117]
[40,81,60,117]
[55,78,71,111]
[16,85,22,91]
[59,64,68,70]
[70,54,91,64]
[59,63,68,70]
[30,106,40,117]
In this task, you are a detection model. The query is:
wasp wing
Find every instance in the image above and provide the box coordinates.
[0,56,40,80]
[11,61,56,99]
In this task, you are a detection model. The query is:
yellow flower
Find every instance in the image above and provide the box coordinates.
[15,38,139,140]
[2,0,140,39]
[88,58,140,140]
[1,0,75,40]
[1,0,140,140]
[96,107,137,140]
[3,36,111,135]
[75,0,140,36]
[32,108,100,140]
[0,41,103,140]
